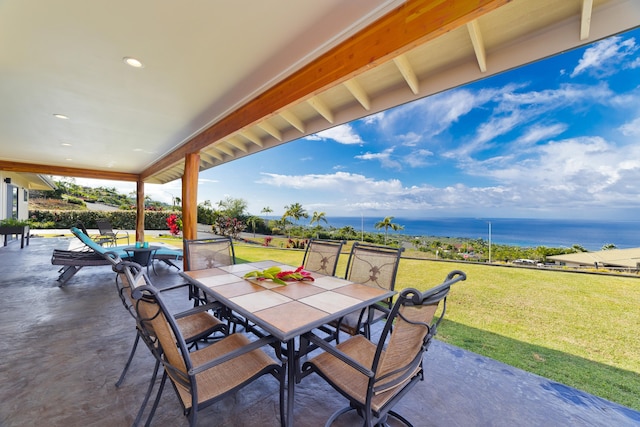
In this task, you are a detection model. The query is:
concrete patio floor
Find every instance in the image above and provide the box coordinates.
[1,236,639,426]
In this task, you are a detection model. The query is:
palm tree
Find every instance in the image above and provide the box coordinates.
[374,216,401,244]
[261,206,273,221]
[246,215,260,237]
[309,211,328,238]
[282,203,308,237]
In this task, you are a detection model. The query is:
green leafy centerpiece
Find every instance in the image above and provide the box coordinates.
[244,265,314,285]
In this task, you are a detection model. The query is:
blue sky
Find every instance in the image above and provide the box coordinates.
[76,28,640,220]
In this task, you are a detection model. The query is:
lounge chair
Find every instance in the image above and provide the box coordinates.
[51,226,183,285]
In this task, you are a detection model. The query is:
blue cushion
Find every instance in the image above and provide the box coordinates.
[70,227,129,258]
[155,248,183,259]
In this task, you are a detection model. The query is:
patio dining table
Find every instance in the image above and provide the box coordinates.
[180,260,395,426]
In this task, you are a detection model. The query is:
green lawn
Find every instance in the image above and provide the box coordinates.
[231,243,640,411]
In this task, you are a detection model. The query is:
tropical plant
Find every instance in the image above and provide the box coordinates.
[374,216,402,244]
[246,215,261,237]
[309,211,328,238]
[282,202,308,237]
[0,218,30,227]
[261,206,273,220]
[213,216,246,240]
[166,214,182,236]
[217,196,248,218]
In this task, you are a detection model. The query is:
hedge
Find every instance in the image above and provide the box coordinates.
[28,210,182,230]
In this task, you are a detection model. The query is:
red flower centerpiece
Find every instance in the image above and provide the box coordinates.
[244,265,314,285]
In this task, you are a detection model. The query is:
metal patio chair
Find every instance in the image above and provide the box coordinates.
[302,270,466,427]
[107,255,227,425]
[96,217,130,246]
[331,242,404,342]
[129,271,285,427]
[302,238,345,276]
[184,237,236,306]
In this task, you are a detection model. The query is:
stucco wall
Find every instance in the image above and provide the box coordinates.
[0,172,31,221]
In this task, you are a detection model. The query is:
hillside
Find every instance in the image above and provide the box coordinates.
[29,180,169,211]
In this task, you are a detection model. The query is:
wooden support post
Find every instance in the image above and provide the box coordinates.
[182,153,199,247]
[136,179,145,243]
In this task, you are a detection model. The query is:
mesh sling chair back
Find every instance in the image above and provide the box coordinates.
[96,217,130,246]
[129,272,286,427]
[302,239,345,276]
[106,254,227,425]
[184,237,236,305]
[302,270,466,427]
[333,242,405,340]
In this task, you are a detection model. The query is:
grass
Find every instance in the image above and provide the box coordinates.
[230,243,640,411]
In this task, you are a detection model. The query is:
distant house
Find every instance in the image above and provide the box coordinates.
[548,248,640,272]
[0,172,56,221]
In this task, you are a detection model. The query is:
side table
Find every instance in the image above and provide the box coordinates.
[124,245,160,275]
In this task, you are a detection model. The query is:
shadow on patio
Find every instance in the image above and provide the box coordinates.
[1,237,638,426]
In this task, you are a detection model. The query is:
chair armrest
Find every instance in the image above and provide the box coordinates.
[188,335,279,375]
[303,331,374,378]
[159,282,190,293]
[174,301,223,319]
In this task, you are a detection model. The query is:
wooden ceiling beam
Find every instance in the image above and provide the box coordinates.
[344,78,371,111]
[216,143,235,157]
[202,148,224,161]
[239,130,263,147]
[141,0,509,180]
[467,19,487,72]
[581,0,593,40]
[308,96,334,123]
[393,54,419,94]
[0,160,139,182]
[226,137,248,152]
[280,111,305,133]
[257,120,283,141]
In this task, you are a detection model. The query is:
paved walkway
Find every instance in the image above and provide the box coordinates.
[1,237,639,426]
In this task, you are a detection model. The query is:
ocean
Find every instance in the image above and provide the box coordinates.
[317,217,640,251]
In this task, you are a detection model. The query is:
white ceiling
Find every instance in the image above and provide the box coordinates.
[0,0,638,184]
[0,0,401,175]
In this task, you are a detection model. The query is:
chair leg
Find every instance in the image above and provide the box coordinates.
[133,358,161,427]
[145,369,167,427]
[116,333,141,387]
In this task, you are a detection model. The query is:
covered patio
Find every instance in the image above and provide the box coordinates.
[1,237,638,426]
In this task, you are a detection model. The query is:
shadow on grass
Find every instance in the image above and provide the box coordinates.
[438,320,640,413]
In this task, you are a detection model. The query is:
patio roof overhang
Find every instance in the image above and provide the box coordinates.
[1,0,638,185]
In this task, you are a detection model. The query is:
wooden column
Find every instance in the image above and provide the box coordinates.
[182,153,199,246]
[136,179,145,243]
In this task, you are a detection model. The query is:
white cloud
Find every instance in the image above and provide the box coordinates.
[403,149,433,168]
[309,124,363,145]
[380,86,512,140]
[363,112,384,125]
[514,123,568,147]
[256,171,404,196]
[464,136,640,206]
[398,132,422,146]
[619,117,640,136]
[446,83,613,159]
[571,36,638,78]
[355,148,401,169]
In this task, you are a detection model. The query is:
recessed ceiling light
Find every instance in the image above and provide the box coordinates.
[123,57,144,68]
[60,142,72,147]
[65,158,73,161]
[53,114,69,119]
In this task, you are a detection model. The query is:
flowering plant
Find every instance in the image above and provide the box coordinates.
[166,214,182,236]
[244,265,314,285]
